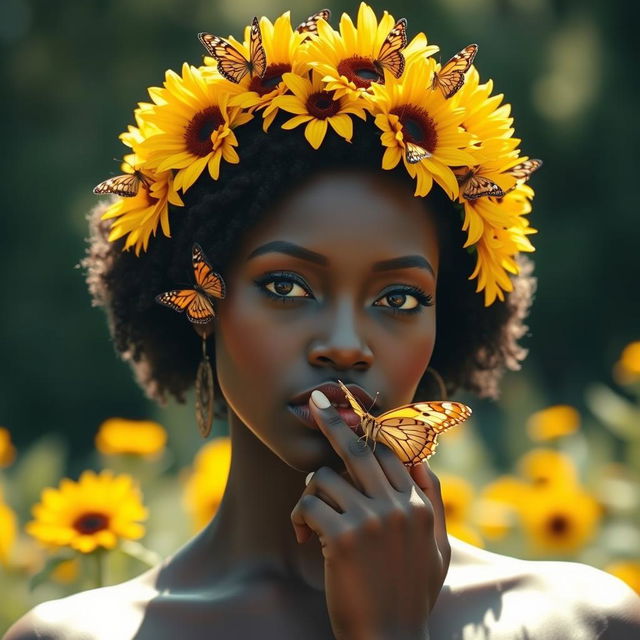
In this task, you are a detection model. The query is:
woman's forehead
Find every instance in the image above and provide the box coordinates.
[239,169,440,266]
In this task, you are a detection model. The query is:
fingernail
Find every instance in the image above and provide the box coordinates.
[305,471,315,486]
[311,389,331,409]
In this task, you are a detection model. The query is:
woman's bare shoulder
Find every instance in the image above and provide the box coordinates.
[3,578,155,640]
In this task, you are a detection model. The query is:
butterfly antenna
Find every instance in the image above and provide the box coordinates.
[366,391,380,414]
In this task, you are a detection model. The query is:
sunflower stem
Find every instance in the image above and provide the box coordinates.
[93,548,106,588]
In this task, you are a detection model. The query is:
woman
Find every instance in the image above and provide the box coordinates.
[6,5,639,639]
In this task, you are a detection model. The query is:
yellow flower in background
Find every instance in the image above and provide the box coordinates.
[477,475,530,540]
[139,63,253,193]
[51,558,80,584]
[519,485,601,553]
[183,438,231,531]
[614,341,640,385]
[526,405,581,441]
[26,470,148,553]
[0,488,17,565]
[604,561,640,595]
[0,427,16,467]
[267,71,367,149]
[303,2,437,100]
[517,448,578,488]
[440,472,475,523]
[95,418,167,458]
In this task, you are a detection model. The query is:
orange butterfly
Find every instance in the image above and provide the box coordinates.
[455,166,505,200]
[93,168,152,197]
[337,380,472,466]
[432,44,478,99]
[198,17,266,84]
[374,18,408,79]
[155,244,226,324]
[296,9,331,36]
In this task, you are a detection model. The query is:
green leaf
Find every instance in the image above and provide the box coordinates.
[28,551,76,592]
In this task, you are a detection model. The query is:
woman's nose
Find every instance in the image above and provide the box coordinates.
[307,301,373,371]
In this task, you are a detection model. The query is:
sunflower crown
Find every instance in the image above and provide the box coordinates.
[94,3,541,306]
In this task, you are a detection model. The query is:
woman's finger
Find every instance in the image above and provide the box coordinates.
[291,492,345,545]
[410,459,451,570]
[370,441,414,493]
[308,389,392,498]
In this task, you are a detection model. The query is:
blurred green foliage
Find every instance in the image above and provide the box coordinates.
[1,0,638,463]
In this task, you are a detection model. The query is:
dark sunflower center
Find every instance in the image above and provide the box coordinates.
[391,105,438,154]
[73,512,110,535]
[547,514,571,536]
[184,106,224,157]
[248,63,291,96]
[306,91,341,119]
[337,56,383,88]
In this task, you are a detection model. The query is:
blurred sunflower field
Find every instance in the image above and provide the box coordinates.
[1,341,639,631]
[2,0,639,634]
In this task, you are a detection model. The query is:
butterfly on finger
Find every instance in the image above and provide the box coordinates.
[199,16,266,83]
[432,43,478,99]
[337,380,472,466]
[155,243,226,324]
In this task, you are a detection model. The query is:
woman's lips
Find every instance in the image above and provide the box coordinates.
[287,403,364,434]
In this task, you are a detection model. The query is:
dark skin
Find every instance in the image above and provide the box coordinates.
[5,170,640,640]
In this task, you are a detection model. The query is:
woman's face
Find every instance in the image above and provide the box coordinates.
[214,169,440,472]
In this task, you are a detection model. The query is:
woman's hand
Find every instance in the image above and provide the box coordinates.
[291,390,450,640]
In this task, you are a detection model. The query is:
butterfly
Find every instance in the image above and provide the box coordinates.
[155,243,226,324]
[198,17,266,84]
[337,380,472,466]
[431,44,478,99]
[373,18,408,79]
[296,8,331,36]
[405,141,432,164]
[93,168,152,197]
[455,166,505,200]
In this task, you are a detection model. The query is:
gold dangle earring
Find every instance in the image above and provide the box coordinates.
[195,326,215,439]
[426,366,448,400]
[155,242,227,439]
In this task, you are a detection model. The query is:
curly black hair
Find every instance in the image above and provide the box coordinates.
[83,114,535,419]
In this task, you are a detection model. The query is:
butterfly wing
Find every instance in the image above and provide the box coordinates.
[405,141,432,164]
[93,173,143,197]
[375,18,407,79]
[376,401,472,465]
[463,175,505,200]
[337,379,368,420]
[155,289,198,314]
[185,292,216,324]
[296,9,331,35]
[432,44,478,98]
[192,243,226,300]
[198,32,250,83]
[506,158,543,183]
[249,17,267,78]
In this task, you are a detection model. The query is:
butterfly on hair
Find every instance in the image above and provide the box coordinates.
[155,243,226,325]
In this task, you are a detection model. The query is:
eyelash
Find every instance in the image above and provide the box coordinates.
[254,271,434,315]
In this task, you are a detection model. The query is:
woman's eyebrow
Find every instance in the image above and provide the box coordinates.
[247,240,434,276]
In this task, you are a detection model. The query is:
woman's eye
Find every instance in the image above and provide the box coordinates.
[264,279,309,298]
[374,288,433,314]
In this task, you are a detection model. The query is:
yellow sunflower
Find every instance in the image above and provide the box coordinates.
[183,438,231,531]
[0,427,16,467]
[208,12,309,132]
[369,56,473,198]
[614,341,640,385]
[467,183,536,305]
[526,406,581,442]
[26,470,148,553]
[519,485,602,554]
[101,155,183,255]
[0,488,17,565]
[604,561,640,595]
[267,70,367,149]
[517,448,578,488]
[477,475,530,539]
[303,2,438,100]
[95,418,167,458]
[138,63,253,193]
